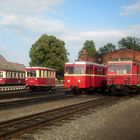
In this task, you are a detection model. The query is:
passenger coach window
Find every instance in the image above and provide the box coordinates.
[48,71,51,78]
[65,66,74,74]
[0,72,3,77]
[123,65,130,74]
[27,70,36,77]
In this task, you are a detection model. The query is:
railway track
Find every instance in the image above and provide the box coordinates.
[0,93,75,110]
[0,86,64,99]
[0,96,121,139]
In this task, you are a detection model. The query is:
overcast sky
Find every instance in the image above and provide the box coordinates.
[0,0,140,66]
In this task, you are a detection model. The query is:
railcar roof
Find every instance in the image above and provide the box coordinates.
[26,66,55,71]
[65,61,106,67]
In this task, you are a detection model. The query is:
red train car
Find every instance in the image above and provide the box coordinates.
[25,67,56,91]
[107,58,140,95]
[64,61,106,93]
[0,70,25,85]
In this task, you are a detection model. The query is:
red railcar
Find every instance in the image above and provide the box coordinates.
[64,61,106,93]
[25,67,56,91]
[107,58,140,95]
[0,70,25,85]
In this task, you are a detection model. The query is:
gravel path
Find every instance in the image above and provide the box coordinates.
[1,94,140,140]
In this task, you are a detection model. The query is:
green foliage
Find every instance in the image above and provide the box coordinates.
[78,40,97,59]
[118,36,140,51]
[98,43,116,54]
[29,34,68,79]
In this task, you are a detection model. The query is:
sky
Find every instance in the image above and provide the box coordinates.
[0,0,140,66]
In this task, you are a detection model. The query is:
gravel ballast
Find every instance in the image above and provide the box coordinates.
[1,95,140,140]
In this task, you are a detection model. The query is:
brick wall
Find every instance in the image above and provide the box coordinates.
[80,49,140,64]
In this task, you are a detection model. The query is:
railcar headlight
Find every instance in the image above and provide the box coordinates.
[125,77,130,82]
[78,80,81,83]
[108,78,112,81]
[67,80,70,83]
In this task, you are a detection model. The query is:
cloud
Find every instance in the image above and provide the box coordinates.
[121,0,140,15]
[0,0,64,16]
[0,0,68,38]
[0,15,70,37]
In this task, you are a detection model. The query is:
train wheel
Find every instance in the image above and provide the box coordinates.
[122,86,130,95]
[111,86,117,95]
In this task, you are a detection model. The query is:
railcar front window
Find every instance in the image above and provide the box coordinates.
[65,66,74,74]
[74,66,84,74]
[0,72,3,77]
[123,64,130,74]
[109,65,116,72]
[27,70,36,77]
[117,65,123,74]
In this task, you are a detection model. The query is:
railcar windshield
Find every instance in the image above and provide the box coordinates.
[65,66,85,74]
[0,72,3,77]
[26,70,36,77]
[74,66,84,74]
[65,66,74,74]
[108,64,131,74]
[108,65,116,72]
[123,64,131,74]
[117,65,123,74]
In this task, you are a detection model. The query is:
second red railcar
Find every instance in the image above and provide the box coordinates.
[25,67,56,91]
[64,61,106,93]
[107,58,140,95]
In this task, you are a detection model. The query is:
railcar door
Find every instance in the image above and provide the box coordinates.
[137,64,140,85]
[132,63,138,85]
[86,65,93,88]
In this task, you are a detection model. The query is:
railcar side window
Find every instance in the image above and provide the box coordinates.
[74,66,84,74]
[109,65,116,72]
[65,66,74,74]
[123,65,130,74]
[86,67,90,74]
[94,68,97,74]
[0,72,3,77]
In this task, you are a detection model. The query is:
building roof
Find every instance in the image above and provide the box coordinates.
[0,54,25,71]
[9,62,25,72]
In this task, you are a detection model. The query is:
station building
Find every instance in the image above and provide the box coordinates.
[80,49,140,64]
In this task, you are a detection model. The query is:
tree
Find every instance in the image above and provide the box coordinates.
[29,34,68,79]
[78,40,97,59]
[118,36,140,51]
[98,43,116,54]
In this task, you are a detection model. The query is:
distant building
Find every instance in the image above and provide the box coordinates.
[0,54,25,71]
[80,49,140,64]
[79,49,97,62]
